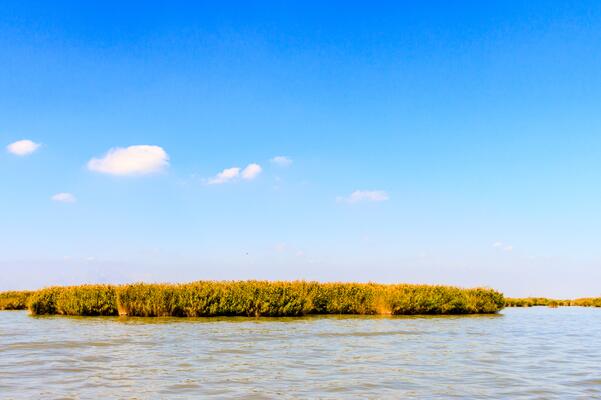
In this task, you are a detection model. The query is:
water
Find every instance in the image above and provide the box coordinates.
[1,307,600,399]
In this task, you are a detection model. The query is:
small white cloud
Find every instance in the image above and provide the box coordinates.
[493,241,503,248]
[51,192,77,203]
[271,156,292,167]
[242,163,262,180]
[206,163,262,184]
[7,139,41,156]
[207,167,241,184]
[337,190,389,204]
[87,145,169,176]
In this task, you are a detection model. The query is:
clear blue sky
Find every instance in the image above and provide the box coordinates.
[1,2,600,297]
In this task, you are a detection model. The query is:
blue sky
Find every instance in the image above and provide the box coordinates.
[1,2,600,297]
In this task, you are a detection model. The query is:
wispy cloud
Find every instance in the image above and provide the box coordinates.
[270,156,292,167]
[207,163,262,184]
[87,145,169,176]
[274,243,288,253]
[242,163,262,180]
[273,243,306,258]
[6,139,41,156]
[51,192,76,203]
[207,167,241,184]
[493,241,513,252]
[337,190,390,204]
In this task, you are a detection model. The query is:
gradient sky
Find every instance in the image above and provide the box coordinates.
[1,2,600,297]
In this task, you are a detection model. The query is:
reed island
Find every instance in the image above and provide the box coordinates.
[1,281,504,316]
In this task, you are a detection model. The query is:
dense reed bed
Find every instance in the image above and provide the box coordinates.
[571,298,601,307]
[0,291,32,310]
[505,297,570,307]
[4,286,599,315]
[4,281,505,317]
[505,297,601,307]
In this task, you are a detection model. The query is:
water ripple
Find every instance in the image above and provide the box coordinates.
[1,308,600,399]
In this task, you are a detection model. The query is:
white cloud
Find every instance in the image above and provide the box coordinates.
[206,163,262,184]
[337,190,390,204]
[242,163,262,180]
[270,156,292,167]
[7,139,41,156]
[207,167,240,184]
[87,145,169,176]
[51,192,76,203]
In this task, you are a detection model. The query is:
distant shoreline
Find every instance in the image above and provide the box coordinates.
[505,297,601,308]
[0,281,504,316]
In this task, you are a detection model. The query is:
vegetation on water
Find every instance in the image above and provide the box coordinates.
[0,291,32,310]
[505,297,601,308]
[505,297,570,307]
[571,298,601,307]
[2,281,504,316]
[4,285,601,315]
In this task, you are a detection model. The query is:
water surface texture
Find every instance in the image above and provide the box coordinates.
[1,307,600,399]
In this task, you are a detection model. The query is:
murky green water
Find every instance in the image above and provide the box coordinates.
[1,307,600,399]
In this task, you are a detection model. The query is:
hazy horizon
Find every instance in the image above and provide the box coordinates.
[2,2,601,298]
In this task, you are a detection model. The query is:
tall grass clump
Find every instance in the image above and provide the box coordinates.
[117,281,318,317]
[570,298,601,307]
[28,285,117,316]
[21,281,504,317]
[0,291,32,310]
[504,297,563,307]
